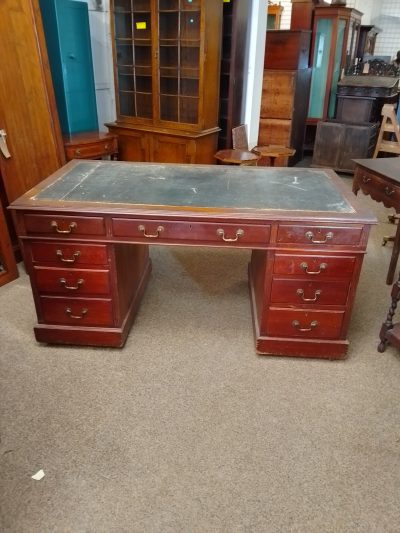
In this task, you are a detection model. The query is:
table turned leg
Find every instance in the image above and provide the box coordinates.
[386,221,400,285]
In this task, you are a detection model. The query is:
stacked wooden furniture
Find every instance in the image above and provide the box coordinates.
[259,30,312,166]
[0,0,65,284]
[106,0,223,164]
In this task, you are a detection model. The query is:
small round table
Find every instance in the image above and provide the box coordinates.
[214,148,261,166]
[252,145,295,166]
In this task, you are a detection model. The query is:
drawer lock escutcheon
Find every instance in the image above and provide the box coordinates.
[59,278,84,290]
[292,319,318,332]
[216,228,244,242]
[138,224,164,238]
[305,230,333,244]
[299,262,327,275]
[384,186,395,197]
[296,288,321,302]
[51,221,77,234]
[65,307,88,320]
[56,250,80,263]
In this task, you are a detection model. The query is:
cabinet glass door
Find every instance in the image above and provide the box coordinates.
[308,19,332,119]
[113,0,153,119]
[158,0,200,125]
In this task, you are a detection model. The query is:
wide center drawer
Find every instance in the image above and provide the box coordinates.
[277,224,363,246]
[40,296,114,327]
[24,215,105,236]
[112,218,270,245]
[273,254,357,278]
[30,242,109,266]
[34,266,110,295]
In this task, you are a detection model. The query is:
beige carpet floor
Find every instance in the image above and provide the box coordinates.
[0,176,399,533]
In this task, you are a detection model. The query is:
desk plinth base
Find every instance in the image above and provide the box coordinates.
[34,254,152,348]
[248,264,349,360]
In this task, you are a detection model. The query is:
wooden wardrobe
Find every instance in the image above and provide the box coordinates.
[0,0,65,285]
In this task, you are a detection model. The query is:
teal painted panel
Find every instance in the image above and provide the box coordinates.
[308,19,332,119]
[39,0,98,134]
[328,20,346,119]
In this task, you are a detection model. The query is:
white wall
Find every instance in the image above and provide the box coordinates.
[371,0,400,59]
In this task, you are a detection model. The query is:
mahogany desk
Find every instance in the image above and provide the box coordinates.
[10,161,375,359]
[353,157,400,284]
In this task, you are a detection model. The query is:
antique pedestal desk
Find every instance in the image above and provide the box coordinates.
[10,161,376,359]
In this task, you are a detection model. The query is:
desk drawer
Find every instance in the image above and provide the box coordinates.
[24,215,105,236]
[40,296,114,326]
[31,242,109,266]
[355,169,400,206]
[65,138,118,160]
[273,254,356,278]
[112,218,270,245]
[267,308,344,338]
[34,266,110,295]
[270,278,350,306]
[277,224,363,246]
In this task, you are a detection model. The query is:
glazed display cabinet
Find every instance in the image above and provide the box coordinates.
[106,0,223,164]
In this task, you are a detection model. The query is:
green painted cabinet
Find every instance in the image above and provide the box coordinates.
[39,0,98,134]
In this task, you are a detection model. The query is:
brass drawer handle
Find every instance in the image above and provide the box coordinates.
[296,288,321,302]
[384,186,395,197]
[74,149,81,155]
[362,175,371,184]
[56,250,80,263]
[292,319,318,332]
[216,228,244,242]
[138,224,164,238]
[59,278,84,290]
[65,307,88,319]
[299,262,327,275]
[305,230,333,244]
[51,221,77,234]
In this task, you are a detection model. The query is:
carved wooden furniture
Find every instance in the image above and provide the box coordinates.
[63,132,119,161]
[10,160,375,359]
[261,30,311,166]
[0,0,65,279]
[356,25,381,60]
[106,0,223,164]
[312,121,378,173]
[218,0,249,149]
[378,271,400,353]
[336,76,399,124]
[353,157,400,285]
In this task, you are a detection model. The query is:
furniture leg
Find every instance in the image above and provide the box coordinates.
[386,220,400,285]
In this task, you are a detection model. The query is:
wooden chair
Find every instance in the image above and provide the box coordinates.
[214,125,261,166]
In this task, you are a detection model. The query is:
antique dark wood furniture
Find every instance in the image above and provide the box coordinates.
[63,132,119,161]
[10,160,375,359]
[353,157,400,284]
[336,75,399,124]
[356,25,381,60]
[378,271,400,353]
[312,121,378,173]
[0,0,65,278]
[106,0,223,164]
[218,0,249,150]
[261,30,312,166]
